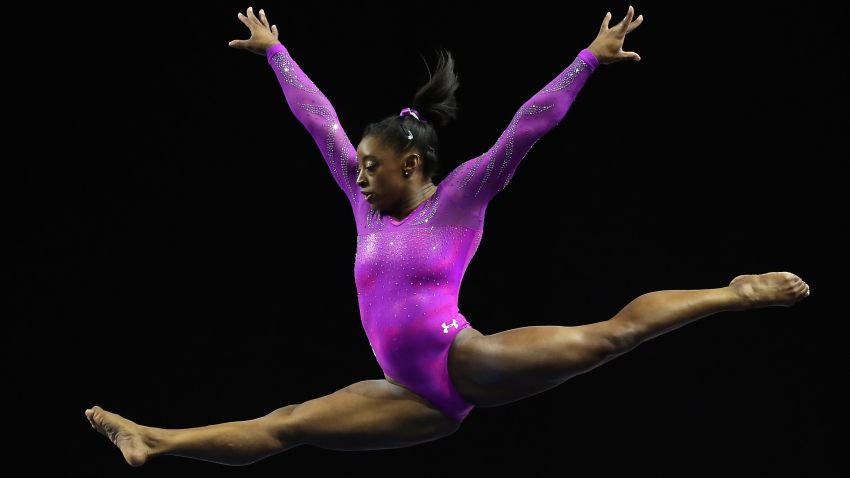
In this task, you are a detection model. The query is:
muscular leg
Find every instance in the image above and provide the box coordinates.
[449,272,810,407]
[86,379,460,467]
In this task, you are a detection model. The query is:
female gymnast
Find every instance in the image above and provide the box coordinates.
[85,6,809,467]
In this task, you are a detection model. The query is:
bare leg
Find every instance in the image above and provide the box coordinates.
[86,379,461,467]
[449,272,810,407]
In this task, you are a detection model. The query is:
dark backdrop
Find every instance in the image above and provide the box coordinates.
[15,1,845,476]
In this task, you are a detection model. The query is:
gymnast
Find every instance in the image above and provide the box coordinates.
[85,6,809,466]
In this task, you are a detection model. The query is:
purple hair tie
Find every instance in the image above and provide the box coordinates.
[400,107,427,123]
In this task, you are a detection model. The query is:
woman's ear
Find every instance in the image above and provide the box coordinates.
[404,153,423,171]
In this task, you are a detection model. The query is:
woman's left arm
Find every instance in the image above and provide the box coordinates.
[442,7,643,207]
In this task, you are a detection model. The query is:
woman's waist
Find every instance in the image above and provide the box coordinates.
[362,308,470,350]
[360,302,465,333]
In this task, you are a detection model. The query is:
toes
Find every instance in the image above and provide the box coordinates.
[775,271,795,281]
[778,272,803,289]
[793,281,810,301]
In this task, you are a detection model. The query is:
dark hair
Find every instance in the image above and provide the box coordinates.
[362,50,460,181]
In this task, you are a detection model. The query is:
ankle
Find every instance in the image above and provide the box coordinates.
[721,286,752,311]
[142,426,171,456]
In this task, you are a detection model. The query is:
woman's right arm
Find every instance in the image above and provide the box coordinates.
[230,8,361,208]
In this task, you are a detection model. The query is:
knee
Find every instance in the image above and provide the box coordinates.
[260,404,301,444]
[604,319,642,354]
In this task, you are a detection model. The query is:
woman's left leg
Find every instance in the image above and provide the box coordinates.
[448,272,809,407]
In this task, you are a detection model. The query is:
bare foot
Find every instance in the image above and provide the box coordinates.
[729,272,810,308]
[85,406,152,467]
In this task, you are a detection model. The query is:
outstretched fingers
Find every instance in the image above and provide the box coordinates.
[236,11,250,28]
[621,50,641,61]
[230,6,277,50]
[618,6,642,61]
[237,6,265,30]
[618,5,635,34]
[600,11,612,32]
[627,14,644,33]
[246,6,260,24]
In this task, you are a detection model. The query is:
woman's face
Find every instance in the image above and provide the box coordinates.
[356,136,407,210]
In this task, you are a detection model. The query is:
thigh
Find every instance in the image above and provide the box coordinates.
[286,379,461,451]
[448,323,624,407]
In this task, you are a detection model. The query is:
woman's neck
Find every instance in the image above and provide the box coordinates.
[389,182,437,221]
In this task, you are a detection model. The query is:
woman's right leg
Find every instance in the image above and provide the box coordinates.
[86,379,461,467]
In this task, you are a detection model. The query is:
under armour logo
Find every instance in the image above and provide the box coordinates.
[441,319,459,334]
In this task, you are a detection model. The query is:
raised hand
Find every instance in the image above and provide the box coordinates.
[228,6,280,56]
[587,5,644,64]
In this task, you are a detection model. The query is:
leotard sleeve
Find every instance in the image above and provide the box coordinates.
[267,43,361,208]
[441,49,599,208]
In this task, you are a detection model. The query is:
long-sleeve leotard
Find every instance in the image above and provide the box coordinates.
[266,43,598,421]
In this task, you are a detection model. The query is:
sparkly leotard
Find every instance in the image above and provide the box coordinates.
[267,43,598,422]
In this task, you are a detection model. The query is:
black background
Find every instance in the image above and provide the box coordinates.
[15,1,846,476]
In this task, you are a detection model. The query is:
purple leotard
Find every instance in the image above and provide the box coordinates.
[267,43,598,422]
